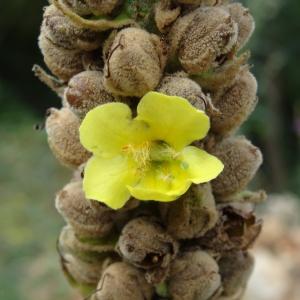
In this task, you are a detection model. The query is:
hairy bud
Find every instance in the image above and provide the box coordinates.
[210,137,263,197]
[168,250,221,300]
[157,72,207,111]
[42,5,103,51]
[65,70,116,118]
[103,27,168,97]
[92,262,154,300]
[211,69,258,135]
[45,108,91,168]
[219,251,254,298]
[55,181,115,238]
[39,34,84,81]
[168,6,238,74]
[226,3,255,50]
[117,217,178,283]
[160,184,218,239]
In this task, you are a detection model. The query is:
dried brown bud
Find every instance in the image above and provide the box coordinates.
[226,3,255,50]
[157,72,207,111]
[59,225,118,264]
[45,107,91,168]
[55,181,115,238]
[211,69,258,135]
[154,0,181,33]
[192,52,249,92]
[39,33,84,82]
[218,251,254,298]
[168,250,221,300]
[168,6,238,74]
[103,28,168,97]
[92,262,154,300]
[116,217,178,282]
[65,70,116,118]
[195,206,262,253]
[42,5,103,51]
[210,137,263,197]
[160,184,218,239]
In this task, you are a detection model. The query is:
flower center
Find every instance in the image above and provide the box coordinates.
[122,140,180,172]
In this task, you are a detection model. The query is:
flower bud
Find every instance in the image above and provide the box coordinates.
[226,3,255,50]
[39,33,84,82]
[59,225,118,264]
[65,70,116,118]
[218,251,254,298]
[211,69,258,135]
[116,217,178,283]
[210,137,263,197]
[160,184,218,239]
[42,5,103,51]
[168,250,221,300]
[192,52,249,92]
[46,107,91,168]
[196,205,262,253]
[103,27,168,97]
[168,6,238,74]
[92,262,154,300]
[55,181,115,238]
[154,0,181,33]
[157,72,207,111]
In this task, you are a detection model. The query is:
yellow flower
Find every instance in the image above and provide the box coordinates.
[79,92,224,209]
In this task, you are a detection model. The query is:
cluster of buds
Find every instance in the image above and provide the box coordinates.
[35,1,265,299]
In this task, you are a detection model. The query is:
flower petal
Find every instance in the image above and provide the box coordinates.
[136,92,210,150]
[127,161,191,202]
[182,146,224,184]
[83,155,137,209]
[80,103,149,157]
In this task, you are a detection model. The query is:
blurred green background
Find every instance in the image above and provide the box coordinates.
[0,0,299,299]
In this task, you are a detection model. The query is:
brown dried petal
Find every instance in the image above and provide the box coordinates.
[92,262,154,300]
[169,250,221,300]
[103,27,168,97]
[55,181,115,238]
[39,33,85,82]
[211,69,258,135]
[65,70,116,118]
[160,184,219,239]
[117,217,178,272]
[46,108,91,168]
[195,206,262,253]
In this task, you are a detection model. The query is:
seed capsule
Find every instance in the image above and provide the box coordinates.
[160,184,218,239]
[154,0,181,33]
[65,70,116,118]
[116,217,178,283]
[39,34,85,82]
[168,6,238,74]
[196,205,262,253]
[103,27,168,97]
[226,3,255,50]
[42,5,103,51]
[55,181,115,238]
[157,72,207,111]
[210,136,263,197]
[168,250,221,300]
[218,251,254,298]
[59,225,118,264]
[92,262,154,300]
[211,69,258,135]
[46,107,91,168]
